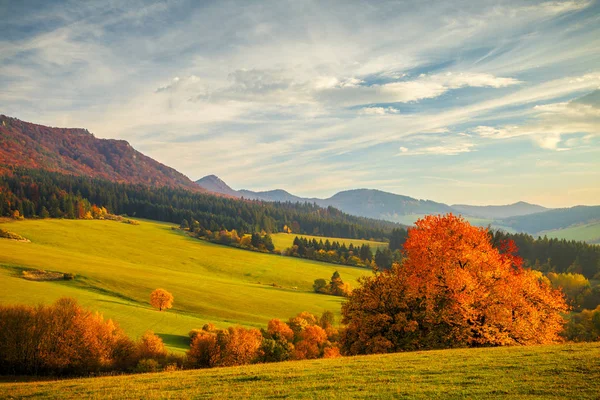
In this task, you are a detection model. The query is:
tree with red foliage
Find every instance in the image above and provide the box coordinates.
[341,214,568,355]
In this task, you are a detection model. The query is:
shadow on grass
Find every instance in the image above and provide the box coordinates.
[157,333,191,351]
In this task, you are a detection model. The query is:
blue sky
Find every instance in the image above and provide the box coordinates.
[1,0,599,207]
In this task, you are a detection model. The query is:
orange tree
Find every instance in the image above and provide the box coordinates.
[341,214,568,355]
[150,289,174,311]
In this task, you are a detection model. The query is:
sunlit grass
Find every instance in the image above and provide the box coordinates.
[1,342,598,399]
[0,219,371,352]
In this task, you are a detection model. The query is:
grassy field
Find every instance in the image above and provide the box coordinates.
[0,219,371,352]
[538,222,600,244]
[1,342,598,399]
[270,232,388,251]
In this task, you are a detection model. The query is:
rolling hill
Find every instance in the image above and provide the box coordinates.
[0,115,205,192]
[0,218,372,352]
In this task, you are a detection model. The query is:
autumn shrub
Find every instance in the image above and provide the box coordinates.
[563,305,600,342]
[341,214,569,355]
[137,331,167,361]
[135,358,159,373]
[187,326,263,368]
[0,298,136,376]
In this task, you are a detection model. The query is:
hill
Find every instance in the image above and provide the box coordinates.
[501,206,600,235]
[323,189,453,221]
[1,342,598,398]
[0,218,371,352]
[451,201,549,219]
[0,115,204,192]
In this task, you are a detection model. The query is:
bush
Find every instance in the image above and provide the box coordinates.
[136,359,159,373]
[0,298,136,376]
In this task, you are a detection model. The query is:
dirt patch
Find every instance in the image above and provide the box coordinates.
[0,228,30,242]
[21,270,74,281]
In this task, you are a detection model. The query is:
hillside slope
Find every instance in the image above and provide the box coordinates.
[0,115,205,191]
[452,201,548,219]
[501,205,600,235]
[0,218,370,351]
[1,342,598,399]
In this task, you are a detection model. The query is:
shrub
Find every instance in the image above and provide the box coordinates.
[136,358,159,373]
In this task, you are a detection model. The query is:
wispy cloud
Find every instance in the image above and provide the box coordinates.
[1,0,599,207]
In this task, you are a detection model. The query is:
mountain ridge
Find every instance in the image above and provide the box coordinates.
[0,115,206,192]
[195,174,541,221]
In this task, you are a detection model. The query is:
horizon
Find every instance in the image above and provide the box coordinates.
[1,0,599,208]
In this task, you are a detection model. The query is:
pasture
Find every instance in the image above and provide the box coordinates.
[0,219,371,352]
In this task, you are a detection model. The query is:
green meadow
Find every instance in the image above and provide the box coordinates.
[270,232,388,251]
[539,222,600,244]
[0,219,371,352]
[1,342,598,399]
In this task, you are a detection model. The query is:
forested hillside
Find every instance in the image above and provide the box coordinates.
[0,168,402,239]
[0,115,204,192]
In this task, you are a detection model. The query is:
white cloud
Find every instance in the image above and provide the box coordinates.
[397,143,475,156]
[359,107,400,115]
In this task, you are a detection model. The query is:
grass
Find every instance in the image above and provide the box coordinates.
[538,221,600,244]
[270,232,388,251]
[0,219,371,352]
[1,342,598,399]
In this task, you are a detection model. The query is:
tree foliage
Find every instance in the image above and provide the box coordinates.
[342,214,569,355]
[150,288,174,311]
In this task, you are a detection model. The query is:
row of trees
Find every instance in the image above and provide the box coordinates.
[285,237,376,267]
[0,298,177,376]
[187,311,340,368]
[185,225,277,253]
[0,167,400,240]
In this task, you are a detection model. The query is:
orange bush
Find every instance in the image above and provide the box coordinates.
[0,298,136,375]
[137,331,167,360]
[267,319,294,342]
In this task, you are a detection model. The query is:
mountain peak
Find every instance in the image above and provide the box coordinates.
[196,175,239,197]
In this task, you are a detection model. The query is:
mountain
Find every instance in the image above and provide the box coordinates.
[451,201,549,220]
[239,189,307,203]
[322,189,453,221]
[0,115,205,192]
[195,175,453,220]
[195,175,239,197]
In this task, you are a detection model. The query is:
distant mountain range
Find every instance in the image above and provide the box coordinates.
[195,174,600,240]
[196,175,540,221]
[0,115,205,192]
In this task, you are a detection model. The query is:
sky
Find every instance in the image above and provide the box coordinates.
[1,0,599,207]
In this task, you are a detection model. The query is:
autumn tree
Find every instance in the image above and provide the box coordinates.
[341,214,569,355]
[150,288,174,311]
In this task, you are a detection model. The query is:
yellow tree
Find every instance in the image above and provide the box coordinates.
[150,289,174,311]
